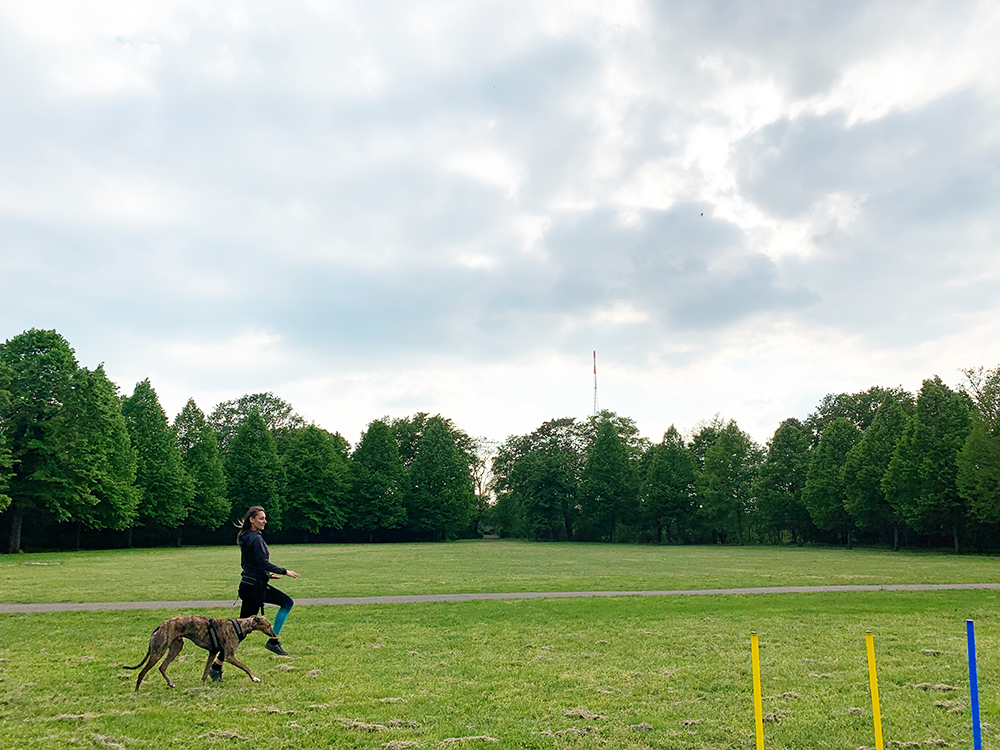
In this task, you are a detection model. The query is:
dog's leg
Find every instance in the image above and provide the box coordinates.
[224,654,261,683]
[157,638,184,689]
[202,650,220,684]
[134,636,169,692]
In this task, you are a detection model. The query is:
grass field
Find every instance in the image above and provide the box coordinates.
[2,542,998,749]
[1,592,996,749]
[2,539,1000,604]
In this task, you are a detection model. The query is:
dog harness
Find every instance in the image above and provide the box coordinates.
[206,619,223,657]
[229,619,247,642]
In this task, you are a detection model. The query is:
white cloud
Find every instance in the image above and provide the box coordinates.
[2,0,999,447]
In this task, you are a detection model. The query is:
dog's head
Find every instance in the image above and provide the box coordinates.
[248,615,277,638]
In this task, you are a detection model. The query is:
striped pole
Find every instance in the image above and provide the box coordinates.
[968,620,982,750]
[865,631,885,750]
[751,632,764,750]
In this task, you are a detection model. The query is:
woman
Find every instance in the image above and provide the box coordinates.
[210,505,300,682]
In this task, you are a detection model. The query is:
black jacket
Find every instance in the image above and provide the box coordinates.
[238,530,286,588]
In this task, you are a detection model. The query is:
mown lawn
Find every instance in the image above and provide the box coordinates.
[2,539,1000,604]
[0,590,995,749]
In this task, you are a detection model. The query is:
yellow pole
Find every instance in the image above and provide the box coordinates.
[751,632,764,750]
[865,631,885,750]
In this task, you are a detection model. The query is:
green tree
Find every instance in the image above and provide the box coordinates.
[209,392,305,455]
[582,410,650,461]
[122,379,193,539]
[349,419,406,540]
[957,366,1000,526]
[282,425,349,538]
[0,359,13,514]
[71,366,140,544]
[404,416,475,540]
[509,438,577,541]
[958,420,1000,525]
[883,377,971,552]
[688,416,726,472]
[579,418,638,542]
[753,418,813,544]
[175,399,230,536]
[491,417,586,539]
[696,420,762,545]
[842,395,912,549]
[805,386,911,446]
[641,426,696,543]
[226,409,283,528]
[1,330,93,553]
[803,418,860,545]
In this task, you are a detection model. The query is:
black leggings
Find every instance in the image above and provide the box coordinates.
[239,582,293,621]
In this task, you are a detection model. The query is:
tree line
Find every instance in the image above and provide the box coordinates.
[3,328,998,553]
[489,370,1000,552]
[0,329,480,552]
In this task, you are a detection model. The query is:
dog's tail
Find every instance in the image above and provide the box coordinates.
[123,626,164,670]
[122,646,151,670]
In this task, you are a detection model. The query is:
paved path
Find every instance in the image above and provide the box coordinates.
[2,582,999,614]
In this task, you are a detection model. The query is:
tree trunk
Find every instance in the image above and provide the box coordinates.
[176,527,183,547]
[953,523,960,554]
[7,499,24,554]
[893,524,899,552]
[369,531,374,543]
[846,527,852,549]
[127,527,133,549]
[75,521,83,552]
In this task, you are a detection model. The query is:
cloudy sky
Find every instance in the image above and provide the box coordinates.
[2,0,999,446]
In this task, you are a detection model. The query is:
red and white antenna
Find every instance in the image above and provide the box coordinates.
[593,350,599,416]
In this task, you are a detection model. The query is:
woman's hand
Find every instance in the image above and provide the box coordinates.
[286,570,301,578]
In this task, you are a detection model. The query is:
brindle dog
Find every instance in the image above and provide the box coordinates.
[124,614,277,691]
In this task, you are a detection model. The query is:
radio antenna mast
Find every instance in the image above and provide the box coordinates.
[593,350,599,416]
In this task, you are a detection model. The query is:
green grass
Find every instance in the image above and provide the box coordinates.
[2,539,1000,604]
[1,591,997,749]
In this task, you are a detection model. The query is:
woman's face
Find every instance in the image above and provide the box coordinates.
[250,511,267,531]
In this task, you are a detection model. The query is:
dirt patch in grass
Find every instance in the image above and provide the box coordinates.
[564,708,607,720]
[439,736,498,744]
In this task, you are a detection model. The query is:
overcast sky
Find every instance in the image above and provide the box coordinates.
[2,0,999,446]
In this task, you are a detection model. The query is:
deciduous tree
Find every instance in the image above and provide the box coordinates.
[1,330,92,553]
[957,365,1000,526]
[209,393,305,455]
[753,418,813,544]
[842,395,912,549]
[404,416,475,540]
[579,418,638,542]
[696,420,762,545]
[175,399,229,535]
[122,380,193,537]
[641,426,696,543]
[349,419,406,540]
[226,409,283,528]
[803,418,859,545]
[883,377,970,552]
[282,425,349,538]
[509,438,577,541]
[72,366,139,541]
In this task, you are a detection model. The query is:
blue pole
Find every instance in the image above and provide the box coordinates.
[968,620,982,750]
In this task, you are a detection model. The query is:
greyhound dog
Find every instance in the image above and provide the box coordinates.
[124,614,277,691]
